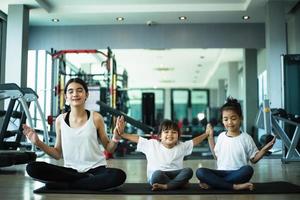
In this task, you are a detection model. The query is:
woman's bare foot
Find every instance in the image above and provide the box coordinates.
[152,183,168,191]
[233,182,254,191]
[199,182,211,189]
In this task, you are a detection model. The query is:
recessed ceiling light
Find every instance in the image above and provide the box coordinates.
[179,16,187,20]
[51,18,59,22]
[160,80,175,83]
[154,67,174,71]
[116,17,124,21]
[242,15,250,20]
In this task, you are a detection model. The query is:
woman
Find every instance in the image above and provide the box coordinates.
[23,77,126,190]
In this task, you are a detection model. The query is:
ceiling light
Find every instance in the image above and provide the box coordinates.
[242,15,250,20]
[179,16,187,20]
[154,67,174,71]
[160,80,175,83]
[116,17,124,21]
[51,18,59,22]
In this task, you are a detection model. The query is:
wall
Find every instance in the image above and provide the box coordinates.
[29,23,265,50]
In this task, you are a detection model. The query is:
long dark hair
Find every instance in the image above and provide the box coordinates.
[220,97,243,119]
[64,77,89,94]
[158,119,181,138]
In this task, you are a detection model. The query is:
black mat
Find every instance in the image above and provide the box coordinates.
[34,182,300,195]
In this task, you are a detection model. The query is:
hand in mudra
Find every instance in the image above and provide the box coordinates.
[22,124,40,145]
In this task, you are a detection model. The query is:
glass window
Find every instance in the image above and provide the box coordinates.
[127,88,164,131]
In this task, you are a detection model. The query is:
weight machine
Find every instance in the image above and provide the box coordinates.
[256,99,300,163]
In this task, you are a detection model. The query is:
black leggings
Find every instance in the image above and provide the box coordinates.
[26,161,126,190]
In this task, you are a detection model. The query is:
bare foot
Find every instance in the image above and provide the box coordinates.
[199,182,211,189]
[233,182,254,191]
[152,183,168,191]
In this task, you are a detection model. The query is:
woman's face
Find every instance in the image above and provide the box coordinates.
[65,82,88,107]
[222,109,242,133]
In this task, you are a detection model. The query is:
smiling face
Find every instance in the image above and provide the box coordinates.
[160,128,179,148]
[222,109,242,135]
[65,82,88,107]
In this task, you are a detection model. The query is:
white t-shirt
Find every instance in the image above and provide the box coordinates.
[136,137,193,180]
[214,131,258,170]
[60,111,107,172]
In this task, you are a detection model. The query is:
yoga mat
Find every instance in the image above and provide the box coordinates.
[34,182,300,195]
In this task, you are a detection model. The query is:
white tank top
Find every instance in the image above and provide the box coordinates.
[59,111,107,172]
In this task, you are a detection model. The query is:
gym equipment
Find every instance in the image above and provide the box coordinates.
[0,83,49,167]
[142,92,155,127]
[0,83,36,167]
[256,99,300,163]
[21,87,49,155]
[97,101,154,134]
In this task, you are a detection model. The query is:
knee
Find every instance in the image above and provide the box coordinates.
[182,168,193,179]
[113,169,127,184]
[242,165,254,175]
[150,170,164,184]
[26,161,41,177]
[195,168,207,180]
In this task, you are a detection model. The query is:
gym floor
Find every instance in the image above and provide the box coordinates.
[0,157,299,200]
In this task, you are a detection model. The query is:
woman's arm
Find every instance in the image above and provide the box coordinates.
[22,116,63,160]
[251,137,276,163]
[94,113,119,153]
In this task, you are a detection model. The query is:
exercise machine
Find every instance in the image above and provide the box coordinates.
[256,99,300,163]
[0,83,49,167]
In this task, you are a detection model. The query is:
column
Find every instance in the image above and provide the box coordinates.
[5,5,29,86]
[265,0,287,108]
[227,62,239,98]
[218,79,226,106]
[243,49,258,135]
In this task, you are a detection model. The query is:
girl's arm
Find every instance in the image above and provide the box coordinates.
[192,129,209,146]
[22,116,63,160]
[251,137,276,163]
[206,124,217,159]
[115,115,139,143]
[120,133,140,143]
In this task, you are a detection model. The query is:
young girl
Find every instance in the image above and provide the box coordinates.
[196,97,275,190]
[115,117,212,191]
[22,78,126,190]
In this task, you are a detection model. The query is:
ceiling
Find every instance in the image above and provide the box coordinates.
[0,0,298,89]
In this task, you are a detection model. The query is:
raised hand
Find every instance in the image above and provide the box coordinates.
[262,136,276,152]
[22,124,40,145]
[114,116,125,137]
[206,123,214,138]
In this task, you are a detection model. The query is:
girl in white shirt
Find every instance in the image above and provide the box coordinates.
[23,78,126,190]
[196,97,275,191]
[115,117,212,191]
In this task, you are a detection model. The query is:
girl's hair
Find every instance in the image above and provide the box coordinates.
[158,119,181,137]
[220,96,243,119]
[64,78,89,94]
